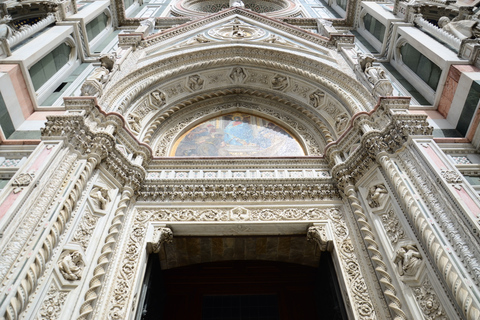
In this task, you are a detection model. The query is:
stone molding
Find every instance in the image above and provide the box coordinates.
[380,151,480,319]
[102,207,378,320]
[102,48,374,116]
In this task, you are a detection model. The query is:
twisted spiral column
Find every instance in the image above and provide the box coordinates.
[379,154,480,320]
[344,183,407,320]
[77,186,133,320]
[3,156,97,320]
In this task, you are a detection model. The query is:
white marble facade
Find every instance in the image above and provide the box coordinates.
[0,0,480,319]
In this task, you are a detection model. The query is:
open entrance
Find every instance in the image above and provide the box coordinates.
[137,244,347,319]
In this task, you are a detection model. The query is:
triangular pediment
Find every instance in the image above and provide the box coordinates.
[140,8,341,65]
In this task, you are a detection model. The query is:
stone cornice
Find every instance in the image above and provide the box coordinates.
[326,97,433,189]
[42,102,147,190]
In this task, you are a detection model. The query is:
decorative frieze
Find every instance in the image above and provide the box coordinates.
[380,210,405,245]
[72,210,100,250]
[138,182,339,202]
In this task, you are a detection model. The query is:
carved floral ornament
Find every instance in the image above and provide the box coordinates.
[106,207,377,319]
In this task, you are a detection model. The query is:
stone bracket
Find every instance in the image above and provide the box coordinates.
[146,225,173,253]
[307,222,333,251]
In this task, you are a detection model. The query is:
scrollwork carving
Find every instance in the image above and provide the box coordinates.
[38,285,68,320]
[381,210,405,245]
[412,279,447,320]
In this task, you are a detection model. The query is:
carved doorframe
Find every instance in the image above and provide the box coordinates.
[103,205,379,320]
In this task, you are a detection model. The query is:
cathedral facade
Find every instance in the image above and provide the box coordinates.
[0,0,480,319]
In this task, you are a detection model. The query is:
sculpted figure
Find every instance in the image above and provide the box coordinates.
[229,0,245,8]
[185,34,211,45]
[81,53,116,96]
[230,67,246,83]
[127,112,142,133]
[150,90,166,107]
[272,74,288,90]
[90,186,111,210]
[309,90,325,108]
[335,113,349,132]
[0,15,14,40]
[367,184,388,208]
[438,16,480,40]
[394,244,422,276]
[188,74,204,91]
[58,251,84,281]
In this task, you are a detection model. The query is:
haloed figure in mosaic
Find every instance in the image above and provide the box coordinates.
[172,113,304,157]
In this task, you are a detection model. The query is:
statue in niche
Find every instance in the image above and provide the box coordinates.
[150,90,166,107]
[309,90,325,108]
[438,16,480,40]
[366,183,388,208]
[58,251,84,281]
[335,113,349,132]
[229,0,245,8]
[127,112,142,133]
[394,244,422,276]
[230,67,246,83]
[271,74,288,91]
[90,185,111,210]
[188,74,204,91]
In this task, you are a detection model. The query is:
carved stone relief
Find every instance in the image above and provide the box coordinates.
[262,34,298,48]
[12,172,35,193]
[106,207,377,319]
[187,74,205,91]
[394,243,423,277]
[89,185,111,210]
[335,113,349,133]
[37,284,68,320]
[150,90,166,107]
[440,169,462,184]
[72,210,100,250]
[380,210,405,245]
[127,112,142,134]
[58,250,85,281]
[366,184,388,208]
[150,227,173,253]
[208,19,266,40]
[309,90,325,108]
[271,74,289,91]
[412,279,447,320]
[229,67,247,83]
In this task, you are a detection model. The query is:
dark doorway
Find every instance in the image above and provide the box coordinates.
[137,252,347,320]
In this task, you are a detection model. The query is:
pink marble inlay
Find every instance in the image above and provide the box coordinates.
[421,145,447,170]
[455,187,480,218]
